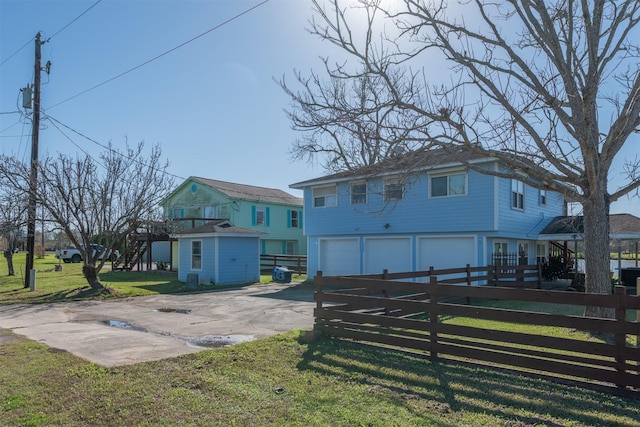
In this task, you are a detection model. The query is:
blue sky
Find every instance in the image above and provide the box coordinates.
[1,0,331,197]
[1,0,638,215]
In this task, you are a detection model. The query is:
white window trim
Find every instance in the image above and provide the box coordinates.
[384,179,404,202]
[429,171,468,198]
[350,181,367,205]
[539,189,547,206]
[511,180,525,211]
[312,185,337,208]
[191,239,203,271]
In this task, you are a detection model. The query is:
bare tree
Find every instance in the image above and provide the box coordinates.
[0,185,27,277]
[41,142,174,291]
[285,0,640,317]
[1,142,174,292]
[280,71,432,172]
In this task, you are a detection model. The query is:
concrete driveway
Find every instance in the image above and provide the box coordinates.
[0,282,316,367]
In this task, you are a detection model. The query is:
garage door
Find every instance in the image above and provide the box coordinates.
[364,237,412,275]
[418,237,476,271]
[319,238,360,276]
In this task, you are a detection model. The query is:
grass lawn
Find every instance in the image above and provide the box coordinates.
[0,253,304,305]
[1,253,638,426]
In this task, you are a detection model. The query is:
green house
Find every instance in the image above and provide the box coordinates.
[161,177,305,256]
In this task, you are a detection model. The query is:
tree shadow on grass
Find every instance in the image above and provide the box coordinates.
[297,335,640,427]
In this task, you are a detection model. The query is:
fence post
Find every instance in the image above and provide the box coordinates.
[613,285,628,389]
[314,271,324,332]
[537,263,542,289]
[429,274,438,361]
[466,264,471,305]
[493,261,500,286]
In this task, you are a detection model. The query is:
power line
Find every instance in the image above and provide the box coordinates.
[45,114,187,181]
[0,0,102,67]
[47,0,103,41]
[48,0,271,110]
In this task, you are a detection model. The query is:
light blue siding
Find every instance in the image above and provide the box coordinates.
[298,162,566,279]
[177,235,260,285]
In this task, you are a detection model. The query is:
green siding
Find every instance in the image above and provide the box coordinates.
[162,178,306,255]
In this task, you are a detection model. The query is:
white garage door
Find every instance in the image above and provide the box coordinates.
[319,238,360,276]
[364,237,412,275]
[418,237,476,271]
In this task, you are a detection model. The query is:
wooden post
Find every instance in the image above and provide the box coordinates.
[613,285,627,389]
[314,271,323,332]
[466,264,471,305]
[429,274,438,361]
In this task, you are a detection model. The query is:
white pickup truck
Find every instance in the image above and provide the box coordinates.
[55,244,119,263]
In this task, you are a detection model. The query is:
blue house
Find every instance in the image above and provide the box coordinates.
[290,149,567,279]
[175,220,264,286]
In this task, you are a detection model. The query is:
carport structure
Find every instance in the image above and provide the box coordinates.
[538,213,640,283]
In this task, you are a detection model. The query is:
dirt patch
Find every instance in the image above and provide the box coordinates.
[0,328,22,345]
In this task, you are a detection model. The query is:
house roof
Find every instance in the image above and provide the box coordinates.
[175,219,264,237]
[290,148,492,189]
[538,214,640,240]
[192,177,302,206]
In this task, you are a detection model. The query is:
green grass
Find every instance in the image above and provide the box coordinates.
[1,329,638,426]
[1,254,638,426]
[0,253,305,305]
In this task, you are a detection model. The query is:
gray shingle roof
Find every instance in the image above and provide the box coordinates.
[192,177,302,206]
[539,214,640,239]
[290,148,491,188]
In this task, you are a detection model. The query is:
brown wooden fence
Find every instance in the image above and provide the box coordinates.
[260,254,307,275]
[314,267,640,397]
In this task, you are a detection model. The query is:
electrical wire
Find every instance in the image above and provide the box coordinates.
[47,0,270,110]
[45,114,187,181]
[47,0,102,41]
[0,0,102,67]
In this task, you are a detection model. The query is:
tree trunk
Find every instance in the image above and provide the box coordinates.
[3,250,15,276]
[82,264,105,291]
[582,192,614,318]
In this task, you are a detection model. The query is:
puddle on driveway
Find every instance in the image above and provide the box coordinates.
[187,335,255,349]
[104,320,147,332]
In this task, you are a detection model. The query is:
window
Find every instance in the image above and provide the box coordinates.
[168,208,184,219]
[431,173,467,197]
[313,185,337,208]
[351,182,367,205]
[203,205,218,218]
[539,189,547,206]
[191,240,202,270]
[256,208,266,225]
[290,210,299,228]
[494,241,508,255]
[512,180,525,210]
[384,180,404,202]
[286,241,295,255]
[536,243,546,265]
[252,206,269,226]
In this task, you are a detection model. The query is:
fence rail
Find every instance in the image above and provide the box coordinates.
[260,254,307,275]
[314,266,640,397]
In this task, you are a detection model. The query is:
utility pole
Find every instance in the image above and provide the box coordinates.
[25,32,43,290]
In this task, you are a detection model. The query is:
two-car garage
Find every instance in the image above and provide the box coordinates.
[317,235,477,277]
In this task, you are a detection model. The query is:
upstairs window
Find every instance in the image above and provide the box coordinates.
[384,180,404,202]
[539,189,547,206]
[512,180,525,210]
[351,182,367,205]
[289,210,300,228]
[313,185,337,208]
[252,206,270,226]
[168,208,184,219]
[431,173,467,197]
